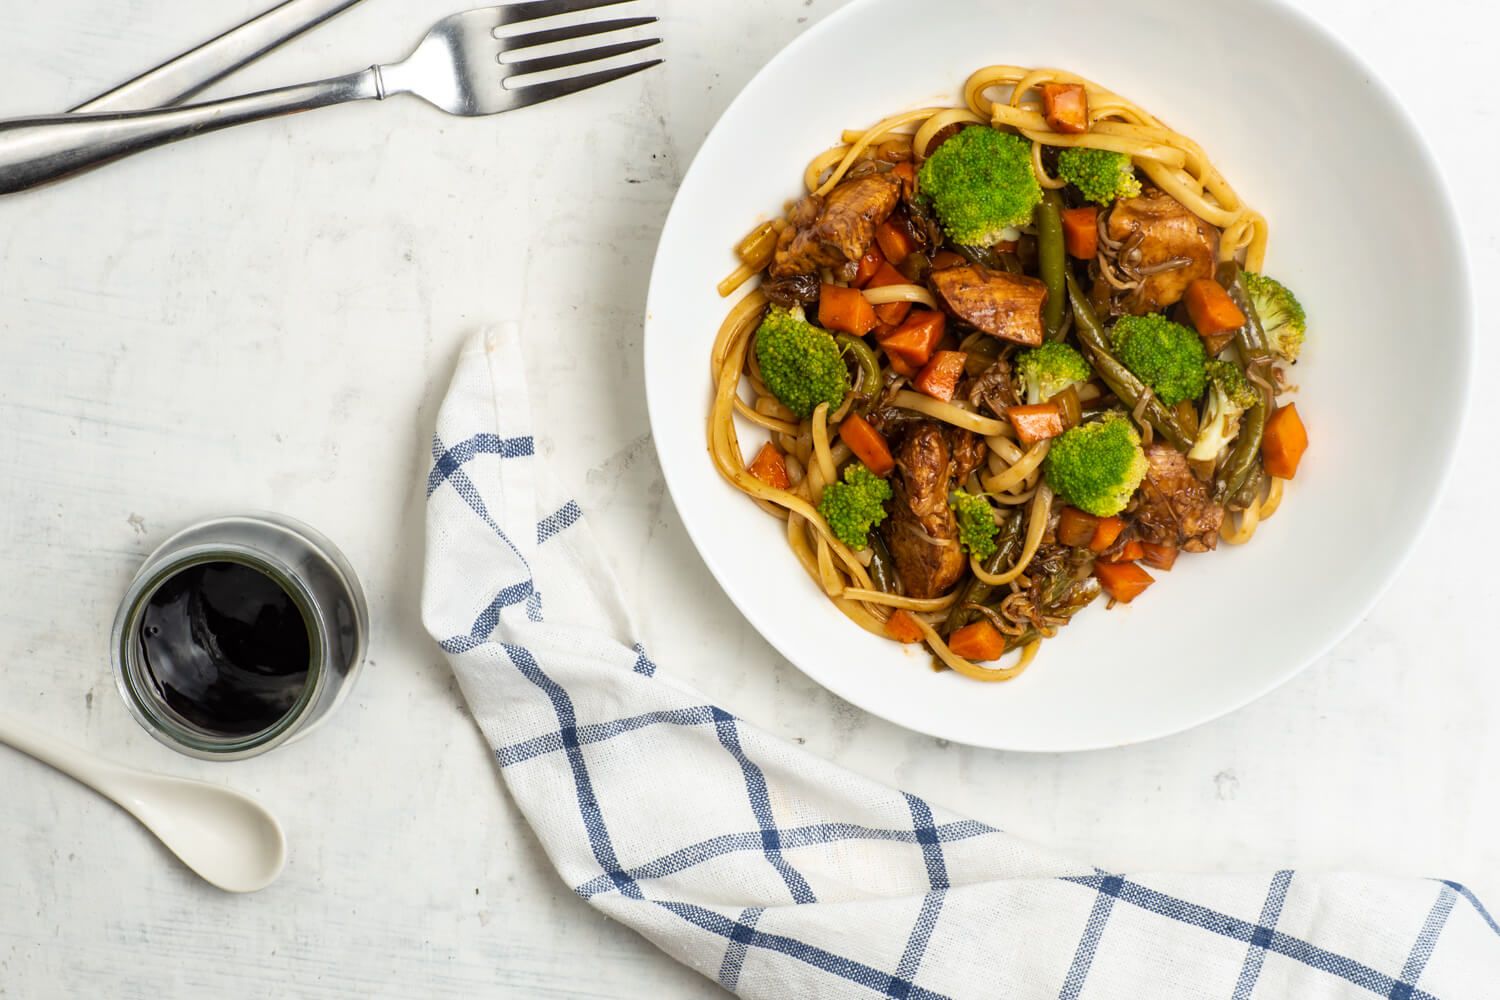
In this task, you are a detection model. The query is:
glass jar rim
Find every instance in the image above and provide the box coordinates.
[112,541,330,760]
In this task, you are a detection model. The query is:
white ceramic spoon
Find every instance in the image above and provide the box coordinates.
[0,713,287,892]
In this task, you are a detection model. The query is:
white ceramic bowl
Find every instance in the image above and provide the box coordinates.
[644,0,1471,751]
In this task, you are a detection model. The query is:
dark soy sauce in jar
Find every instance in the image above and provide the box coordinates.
[138,561,311,737]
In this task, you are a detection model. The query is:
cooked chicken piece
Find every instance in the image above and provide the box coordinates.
[770,173,901,278]
[1132,443,1224,552]
[883,422,967,598]
[967,358,1017,417]
[949,428,986,485]
[1106,190,1218,314]
[930,265,1047,346]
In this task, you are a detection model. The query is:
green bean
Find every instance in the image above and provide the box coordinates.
[952,243,1005,270]
[836,334,882,407]
[1003,628,1041,653]
[1215,261,1273,367]
[942,511,1023,633]
[867,534,898,593]
[1231,463,1265,510]
[1216,386,1268,502]
[1064,272,1194,451]
[1037,191,1067,339]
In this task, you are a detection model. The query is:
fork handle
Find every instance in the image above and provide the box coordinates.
[0,68,381,196]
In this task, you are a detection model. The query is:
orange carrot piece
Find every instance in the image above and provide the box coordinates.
[1088,516,1125,552]
[852,247,885,289]
[1140,541,1178,571]
[747,442,790,490]
[1041,83,1089,134]
[817,283,877,336]
[948,620,1007,661]
[1056,506,1100,548]
[885,610,925,644]
[1262,403,1308,479]
[1184,278,1248,336]
[890,162,917,198]
[913,351,967,403]
[875,219,917,265]
[884,350,918,377]
[866,260,909,288]
[1095,561,1155,603]
[866,260,914,326]
[838,412,896,477]
[878,309,947,367]
[930,249,967,270]
[1102,539,1145,563]
[1006,403,1065,446]
[1061,206,1099,259]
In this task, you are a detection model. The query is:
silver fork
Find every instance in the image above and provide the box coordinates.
[0,0,660,196]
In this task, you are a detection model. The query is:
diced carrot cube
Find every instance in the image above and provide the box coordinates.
[817,283,877,335]
[1061,206,1098,259]
[885,610,925,644]
[1183,278,1247,336]
[1006,403,1065,445]
[1041,83,1088,134]
[948,620,1007,661]
[913,351,967,402]
[747,443,790,490]
[1095,561,1155,603]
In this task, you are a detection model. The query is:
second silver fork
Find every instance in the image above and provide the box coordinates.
[0,0,661,196]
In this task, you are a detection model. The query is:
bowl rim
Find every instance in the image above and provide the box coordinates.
[642,0,1475,751]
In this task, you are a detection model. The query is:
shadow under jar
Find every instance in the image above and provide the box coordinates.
[111,514,368,760]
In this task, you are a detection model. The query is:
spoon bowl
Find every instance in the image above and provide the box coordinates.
[0,713,286,893]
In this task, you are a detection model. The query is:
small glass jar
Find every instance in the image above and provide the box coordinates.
[111,513,368,760]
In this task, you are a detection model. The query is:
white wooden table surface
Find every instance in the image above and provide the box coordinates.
[1,0,1494,996]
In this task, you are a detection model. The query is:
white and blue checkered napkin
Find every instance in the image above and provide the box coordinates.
[422,325,1499,998]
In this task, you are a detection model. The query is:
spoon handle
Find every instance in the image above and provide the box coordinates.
[0,712,127,800]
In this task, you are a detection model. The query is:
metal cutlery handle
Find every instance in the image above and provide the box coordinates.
[0,68,380,196]
[73,0,369,113]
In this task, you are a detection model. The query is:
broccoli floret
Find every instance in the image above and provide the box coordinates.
[917,127,1041,245]
[1056,147,1142,205]
[818,464,893,550]
[1188,361,1261,462]
[949,490,1000,560]
[753,305,851,419]
[1243,271,1306,363]
[1043,415,1149,518]
[1015,341,1093,405]
[1110,313,1208,406]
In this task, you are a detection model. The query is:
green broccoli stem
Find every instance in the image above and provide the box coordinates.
[836,334,882,408]
[1064,272,1194,451]
[1036,191,1067,340]
[1216,386,1268,502]
[942,510,1023,634]
[1215,261,1273,368]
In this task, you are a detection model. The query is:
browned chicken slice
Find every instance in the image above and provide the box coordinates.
[1132,443,1224,552]
[948,428,986,485]
[770,173,901,277]
[1106,190,1219,314]
[883,422,967,598]
[929,265,1048,346]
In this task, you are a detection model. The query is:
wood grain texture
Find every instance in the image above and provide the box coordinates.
[0,0,1495,996]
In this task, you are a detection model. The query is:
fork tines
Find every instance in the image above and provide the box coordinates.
[497,0,644,24]
[497,0,661,108]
